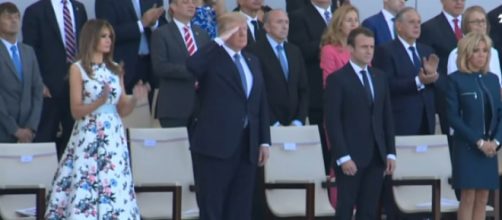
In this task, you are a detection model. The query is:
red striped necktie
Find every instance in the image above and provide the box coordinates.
[63,0,76,62]
[184,26,196,56]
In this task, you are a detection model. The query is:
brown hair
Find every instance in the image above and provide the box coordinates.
[320,4,359,46]
[461,5,490,34]
[77,19,122,78]
[347,27,374,48]
[0,2,19,15]
[456,32,492,74]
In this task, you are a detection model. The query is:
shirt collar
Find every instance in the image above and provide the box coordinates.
[311,2,331,18]
[397,35,416,49]
[222,43,240,59]
[266,34,284,50]
[173,18,191,29]
[1,38,17,51]
[240,11,258,22]
[381,9,395,22]
[349,59,368,74]
[442,10,462,23]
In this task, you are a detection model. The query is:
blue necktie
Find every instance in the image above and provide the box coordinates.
[408,46,421,73]
[233,54,248,96]
[132,0,149,55]
[360,70,373,105]
[276,45,289,80]
[10,45,22,81]
[324,10,331,23]
[250,20,259,40]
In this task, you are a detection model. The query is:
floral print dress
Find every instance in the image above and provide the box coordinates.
[45,62,140,220]
[191,4,217,39]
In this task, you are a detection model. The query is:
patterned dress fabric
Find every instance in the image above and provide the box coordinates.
[45,62,140,219]
[192,4,217,39]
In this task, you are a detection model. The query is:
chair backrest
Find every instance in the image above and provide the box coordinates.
[122,96,153,128]
[265,126,335,217]
[0,142,58,187]
[393,135,458,212]
[128,128,197,218]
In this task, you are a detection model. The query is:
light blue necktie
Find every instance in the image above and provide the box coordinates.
[275,44,289,80]
[132,0,149,55]
[233,54,248,96]
[324,10,331,23]
[10,45,22,81]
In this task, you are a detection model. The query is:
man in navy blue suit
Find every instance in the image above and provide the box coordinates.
[362,0,406,46]
[95,0,166,94]
[374,7,439,136]
[22,0,87,159]
[325,27,396,220]
[186,12,271,220]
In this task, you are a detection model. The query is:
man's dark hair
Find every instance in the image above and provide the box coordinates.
[347,27,374,47]
[0,2,19,15]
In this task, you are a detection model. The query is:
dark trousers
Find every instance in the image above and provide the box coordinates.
[34,97,74,160]
[192,129,257,220]
[127,55,156,110]
[335,153,385,220]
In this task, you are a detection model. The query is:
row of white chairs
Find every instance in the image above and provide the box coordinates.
[0,126,500,219]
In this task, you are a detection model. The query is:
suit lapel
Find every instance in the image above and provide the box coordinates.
[242,52,258,99]
[0,43,20,82]
[44,0,65,48]
[263,40,288,84]
[127,0,139,20]
[19,45,30,88]
[192,27,206,49]
[218,49,247,98]
[377,12,392,40]
[169,22,189,57]
[346,65,372,106]
[394,40,418,76]
[438,13,457,43]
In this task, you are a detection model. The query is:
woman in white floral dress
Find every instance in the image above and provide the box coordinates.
[45,19,148,219]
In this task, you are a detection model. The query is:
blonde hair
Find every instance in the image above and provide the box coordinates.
[78,19,122,78]
[461,5,490,34]
[456,32,492,74]
[320,4,359,46]
[217,12,247,35]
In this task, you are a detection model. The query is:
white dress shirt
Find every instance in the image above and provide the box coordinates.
[173,18,198,52]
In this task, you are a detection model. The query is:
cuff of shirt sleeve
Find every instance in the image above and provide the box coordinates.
[137,20,145,33]
[151,20,159,30]
[291,120,303,126]
[214,37,224,46]
[260,143,271,148]
[387,154,396,160]
[415,76,425,90]
[336,155,351,166]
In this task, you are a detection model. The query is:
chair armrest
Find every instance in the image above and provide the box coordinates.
[134,183,182,220]
[264,181,315,220]
[0,186,46,220]
[392,178,441,220]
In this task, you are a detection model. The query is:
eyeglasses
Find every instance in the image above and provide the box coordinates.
[468,19,487,25]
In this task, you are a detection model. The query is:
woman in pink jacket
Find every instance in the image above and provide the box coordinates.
[320,4,359,88]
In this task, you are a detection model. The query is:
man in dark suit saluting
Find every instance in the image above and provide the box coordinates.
[325,27,396,220]
[186,12,271,220]
[252,9,309,126]
[22,0,87,159]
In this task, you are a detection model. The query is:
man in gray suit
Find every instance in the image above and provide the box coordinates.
[0,2,43,143]
[151,0,210,128]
